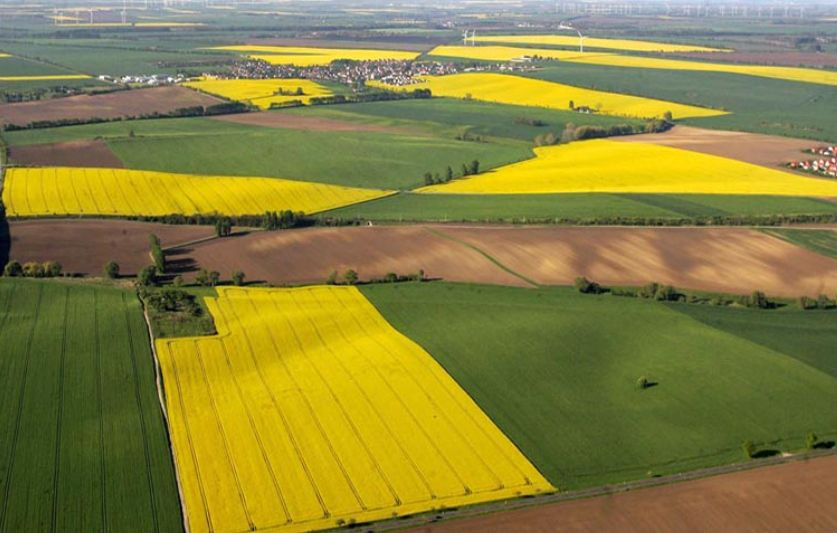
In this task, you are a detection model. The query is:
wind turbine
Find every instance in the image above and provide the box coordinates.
[558,22,584,53]
[462,29,470,46]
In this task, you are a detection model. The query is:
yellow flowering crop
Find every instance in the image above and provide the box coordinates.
[0,75,90,81]
[419,139,837,196]
[157,286,553,533]
[182,78,332,109]
[472,34,726,53]
[0,53,11,58]
[428,46,836,87]
[2,167,392,217]
[370,73,725,119]
[210,45,420,66]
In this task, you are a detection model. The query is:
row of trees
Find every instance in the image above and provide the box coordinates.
[149,234,166,273]
[534,119,672,147]
[3,260,62,278]
[271,87,433,109]
[325,269,425,286]
[423,160,480,186]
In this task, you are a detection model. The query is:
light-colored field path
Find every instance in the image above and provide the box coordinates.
[156,286,552,533]
[471,34,725,53]
[370,73,725,119]
[418,139,837,196]
[209,45,419,66]
[2,167,392,217]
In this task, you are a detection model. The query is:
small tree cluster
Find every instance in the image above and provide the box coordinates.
[146,289,201,316]
[149,234,165,273]
[138,265,157,287]
[637,282,680,301]
[799,294,836,310]
[574,276,603,294]
[214,217,233,237]
[231,270,246,287]
[3,260,62,278]
[262,210,303,230]
[195,269,221,287]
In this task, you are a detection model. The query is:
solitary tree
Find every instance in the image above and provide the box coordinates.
[104,261,120,279]
[137,265,157,287]
[742,440,756,459]
[232,270,245,287]
[3,260,22,277]
[344,269,358,285]
[43,261,63,278]
[806,432,818,450]
[423,172,434,186]
[445,166,454,182]
[636,376,650,390]
[22,262,44,278]
[663,110,673,122]
[469,160,480,175]
[568,100,575,110]
[461,163,470,176]
[325,270,338,285]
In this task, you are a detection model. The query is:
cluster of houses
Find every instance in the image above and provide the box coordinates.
[788,145,837,177]
[224,58,534,87]
[97,74,185,85]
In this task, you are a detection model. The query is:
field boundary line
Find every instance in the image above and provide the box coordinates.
[141,301,192,533]
[367,448,837,533]
[424,227,540,287]
[50,287,70,533]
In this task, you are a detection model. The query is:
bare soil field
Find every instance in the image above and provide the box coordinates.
[211,111,417,134]
[410,455,837,533]
[438,225,837,297]
[0,85,222,126]
[617,125,815,168]
[180,225,527,286]
[8,139,124,167]
[3,219,212,276]
[678,51,837,68]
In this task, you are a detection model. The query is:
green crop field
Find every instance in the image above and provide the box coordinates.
[524,64,837,142]
[6,115,532,190]
[0,279,182,532]
[324,192,837,222]
[288,97,646,141]
[760,228,837,259]
[362,283,837,490]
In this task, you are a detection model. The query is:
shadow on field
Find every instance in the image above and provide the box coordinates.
[752,449,781,459]
[165,257,199,275]
[814,441,835,450]
[0,215,9,269]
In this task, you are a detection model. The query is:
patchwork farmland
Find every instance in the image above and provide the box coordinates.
[2,2,837,532]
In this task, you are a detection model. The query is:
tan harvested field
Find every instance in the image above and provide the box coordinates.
[409,455,837,533]
[0,85,222,126]
[679,51,837,68]
[439,225,837,297]
[180,225,836,296]
[210,111,416,134]
[180,225,528,286]
[8,139,124,168]
[617,125,814,169]
[4,219,213,276]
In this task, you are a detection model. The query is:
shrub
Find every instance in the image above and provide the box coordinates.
[383,272,398,283]
[43,261,62,277]
[816,294,834,309]
[3,260,22,277]
[742,440,756,459]
[22,262,44,278]
[137,265,157,287]
[799,295,816,310]
[806,432,818,450]
[172,275,184,287]
[325,270,338,285]
[574,276,602,294]
[639,282,659,299]
[195,269,220,287]
[654,284,678,301]
[103,261,120,279]
[636,376,650,390]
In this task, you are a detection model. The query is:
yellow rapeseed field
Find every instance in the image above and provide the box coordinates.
[370,73,725,119]
[2,167,391,217]
[210,45,420,66]
[429,46,836,86]
[182,77,332,109]
[0,75,90,81]
[0,53,11,58]
[157,286,553,533]
[419,139,837,196]
[472,34,726,52]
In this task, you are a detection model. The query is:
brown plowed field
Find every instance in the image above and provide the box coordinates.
[617,125,814,168]
[181,225,528,286]
[409,455,837,533]
[439,225,837,297]
[0,85,222,126]
[8,139,124,168]
[4,219,213,276]
[678,51,837,68]
[211,111,417,134]
[182,225,836,296]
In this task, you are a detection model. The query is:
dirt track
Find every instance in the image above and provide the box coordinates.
[617,125,815,169]
[4,219,213,276]
[408,454,837,533]
[9,139,124,168]
[211,111,417,134]
[182,225,836,296]
[0,85,221,126]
